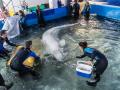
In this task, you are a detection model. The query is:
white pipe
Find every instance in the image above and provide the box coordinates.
[49,0,58,9]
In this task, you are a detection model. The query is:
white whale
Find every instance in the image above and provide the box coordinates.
[42,23,78,61]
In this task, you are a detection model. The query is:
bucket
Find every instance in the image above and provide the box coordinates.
[76,61,93,78]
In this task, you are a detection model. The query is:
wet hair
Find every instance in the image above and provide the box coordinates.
[0,30,7,36]
[19,10,25,17]
[79,41,88,48]
[25,40,32,49]
[37,5,40,9]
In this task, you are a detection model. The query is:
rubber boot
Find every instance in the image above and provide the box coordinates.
[95,74,101,83]
[86,74,101,87]
[86,80,97,87]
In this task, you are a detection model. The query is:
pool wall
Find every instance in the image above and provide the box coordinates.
[108,0,120,6]
[90,4,120,21]
[22,7,68,26]
[95,0,107,2]
[19,4,120,26]
[1,4,120,29]
[0,7,68,29]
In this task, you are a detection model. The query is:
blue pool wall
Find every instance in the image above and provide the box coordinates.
[95,0,120,6]
[25,7,68,26]
[90,4,120,20]
[108,0,120,6]
[0,7,68,29]
[95,0,107,2]
[1,4,120,29]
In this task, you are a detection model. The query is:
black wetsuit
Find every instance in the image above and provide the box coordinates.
[67,4,73,18]
[84,4,90,21]
[10,47,31,73]
[10,47,40,74]
[19,16,27,35]
[0,37,16,57]
[36,9,46,27]
[58,0,62,7]
[76,47,108,80]
[73,3,80,19]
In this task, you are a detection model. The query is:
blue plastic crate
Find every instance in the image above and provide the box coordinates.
[76,71,92,78]
[76,61,93,78]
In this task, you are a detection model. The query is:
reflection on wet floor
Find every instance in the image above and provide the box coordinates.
[1,16,120,90]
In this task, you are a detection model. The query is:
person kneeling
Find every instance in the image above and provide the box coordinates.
[8,41,41,76]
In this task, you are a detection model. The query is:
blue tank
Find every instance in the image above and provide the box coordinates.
[108,0,120,6]
[95,0,107,2]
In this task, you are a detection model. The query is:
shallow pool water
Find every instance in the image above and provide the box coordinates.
[0,16,120,90]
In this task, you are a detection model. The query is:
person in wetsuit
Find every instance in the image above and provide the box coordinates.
[67,2,73,18]
[83,1,90,22]
[36,5,46,27]
[10,41,40,76]
[76,41,108,86]
[18,10,27,36]
[73,0,80,19]
[0,30,17,58]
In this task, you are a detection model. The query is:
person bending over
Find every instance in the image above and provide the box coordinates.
[76,41,108,86]
[10,41,40,76]
[0,30,17,58]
